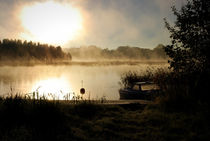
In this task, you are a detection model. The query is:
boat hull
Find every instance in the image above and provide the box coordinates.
[119,89,157,100]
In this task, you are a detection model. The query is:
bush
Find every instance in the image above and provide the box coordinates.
[120,68,210,110]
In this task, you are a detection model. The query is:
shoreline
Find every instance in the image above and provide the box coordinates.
[0,60,168,66]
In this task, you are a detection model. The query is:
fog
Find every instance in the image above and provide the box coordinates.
[64,44,168,62]
[0,64,168,100]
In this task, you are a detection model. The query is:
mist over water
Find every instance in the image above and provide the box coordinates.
[0,63,168,100]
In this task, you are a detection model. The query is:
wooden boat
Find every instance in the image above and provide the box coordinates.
[119,82,159,100]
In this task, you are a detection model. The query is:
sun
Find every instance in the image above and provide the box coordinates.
[20,1,83,45]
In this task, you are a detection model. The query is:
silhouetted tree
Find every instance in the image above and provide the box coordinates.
[163,0,210,103]
[0,39,72,61]
[164,0,210,73]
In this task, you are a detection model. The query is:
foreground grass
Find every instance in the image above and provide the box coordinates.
[0,97,209,141]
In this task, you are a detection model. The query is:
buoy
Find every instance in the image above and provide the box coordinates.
[80,88,85,94]
[80,80,85,95]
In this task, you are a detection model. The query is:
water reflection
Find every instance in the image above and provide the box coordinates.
[0,64,168,100]
[31,77,73,100]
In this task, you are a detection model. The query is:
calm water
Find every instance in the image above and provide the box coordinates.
[0,64,167,100]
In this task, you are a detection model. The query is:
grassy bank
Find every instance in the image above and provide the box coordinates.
[0,96,209,141]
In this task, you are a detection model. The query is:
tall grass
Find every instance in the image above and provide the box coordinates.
[0,95,209,141]
[120,70,154,88]
[120,68,210,111]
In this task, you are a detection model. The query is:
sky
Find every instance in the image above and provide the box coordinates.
[0,0,185,49]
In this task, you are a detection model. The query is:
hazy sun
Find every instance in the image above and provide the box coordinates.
[20,1,83,45]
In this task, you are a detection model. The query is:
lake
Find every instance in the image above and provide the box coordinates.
[0,63,167,100]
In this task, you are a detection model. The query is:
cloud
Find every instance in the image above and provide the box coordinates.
[0,0,184,48]
[68,0,173,48]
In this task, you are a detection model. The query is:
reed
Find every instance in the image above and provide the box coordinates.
[0,95,209,141]
[120,68,210,111]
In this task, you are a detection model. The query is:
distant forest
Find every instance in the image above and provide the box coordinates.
[0,39,167,63]
[0,39,72,62]
[65,44,168,61]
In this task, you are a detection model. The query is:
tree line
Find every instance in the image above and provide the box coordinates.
[0,39,72,61]
[65,44,168,60]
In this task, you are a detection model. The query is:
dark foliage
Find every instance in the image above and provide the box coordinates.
[0,96,67,141]
[0,39,72,62]
[164,0,210,73]
[120,67,210,109]
[0,96,209,141]
[153,70,210,110]
[160,0,210,106]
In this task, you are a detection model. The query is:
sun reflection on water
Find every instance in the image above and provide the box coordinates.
[31,78,74,100]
